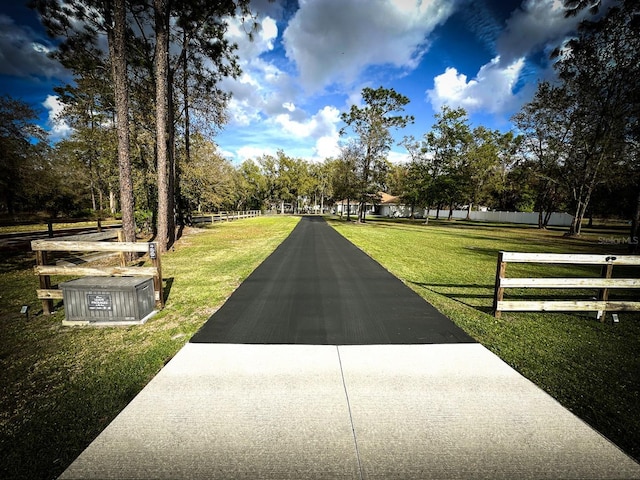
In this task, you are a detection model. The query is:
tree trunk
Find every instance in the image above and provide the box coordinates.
[182,29,190,164]
[90,177,97,211]
[568,179,597,236]
[89,155,97,211]
[466,202,472,221]
[109,187,116,214]
[538,210,544,229]
[177,34,189,228]
[167,68,176,244]
[154,0,171,253]
[448,200,454,221]
[108,0,136,247]
[568,200,587,236]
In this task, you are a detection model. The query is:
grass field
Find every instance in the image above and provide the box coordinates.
[1,214,639,479]
[329,216,640,464]
[0,216,299,480]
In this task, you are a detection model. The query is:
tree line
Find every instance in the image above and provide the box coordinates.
[14,0,256,253]
[0,0,638,252]
[331,0,638,246]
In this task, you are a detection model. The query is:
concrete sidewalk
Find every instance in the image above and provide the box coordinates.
[61,343,640,479]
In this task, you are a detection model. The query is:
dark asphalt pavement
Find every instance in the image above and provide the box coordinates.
[190,216,474,345]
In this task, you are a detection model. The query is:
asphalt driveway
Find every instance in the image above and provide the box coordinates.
[191,216,473,345]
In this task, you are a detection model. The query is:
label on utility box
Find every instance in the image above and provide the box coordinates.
[87,293,113,311]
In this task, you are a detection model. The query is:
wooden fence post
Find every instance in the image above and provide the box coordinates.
[149,242,164,308]
[36,250,53,315]
[32,237,165,316]
[493,251,506,318]
[117,229,126,267]
[598,257,615,322]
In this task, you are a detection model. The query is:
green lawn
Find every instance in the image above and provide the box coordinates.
[329,216,640,464]
[0,216,299,480]
[1,215,639,479]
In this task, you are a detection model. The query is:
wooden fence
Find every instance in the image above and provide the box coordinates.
[191,210,261,225]
[493,252,640,320]
[32,230,163,315]
[42,218,120,238]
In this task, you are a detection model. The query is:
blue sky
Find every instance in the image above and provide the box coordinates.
[0,0,601,164]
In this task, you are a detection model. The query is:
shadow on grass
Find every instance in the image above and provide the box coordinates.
[0,249,36,273]
[163,277,174,304]
[410,282,495,297]
[408,281,496,315]
[407,280,636,318]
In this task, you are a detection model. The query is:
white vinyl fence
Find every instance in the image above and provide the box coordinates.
[379,205,573,227]
[441,210,574,227]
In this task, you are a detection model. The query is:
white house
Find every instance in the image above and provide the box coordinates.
[376,193,424,218]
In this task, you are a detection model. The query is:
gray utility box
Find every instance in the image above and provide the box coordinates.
[60,276,155,325]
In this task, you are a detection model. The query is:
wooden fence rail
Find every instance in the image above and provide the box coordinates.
[493,252,640,321]
[191,210,261,225]
[32,231,163,315]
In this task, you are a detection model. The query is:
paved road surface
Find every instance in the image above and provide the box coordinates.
[191,216,473,345]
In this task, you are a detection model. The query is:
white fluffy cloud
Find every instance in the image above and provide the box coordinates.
[427,56,525,114]
[273,105,342,159]
[222,15,306,128]
[236,145,277,161]
[221,1,460,160]
[496,0,595,67]
[226,15,278,61]
[0,15,69,79]
[387,150,410,164]
[274,105,340,138]
[314,135,341,159]
[43,95,72,139]
[283,0,457,91]
[426,0,603,115]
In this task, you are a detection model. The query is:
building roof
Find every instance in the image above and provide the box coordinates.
[379,192,400,205]
[336,192,400,206]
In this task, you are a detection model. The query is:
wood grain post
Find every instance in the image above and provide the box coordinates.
[598,259,615,322]
[117,229,126,267]
[493,251,506,318]
[149,242,164,309]
[31,238,166,316]
[36,250,53,315]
